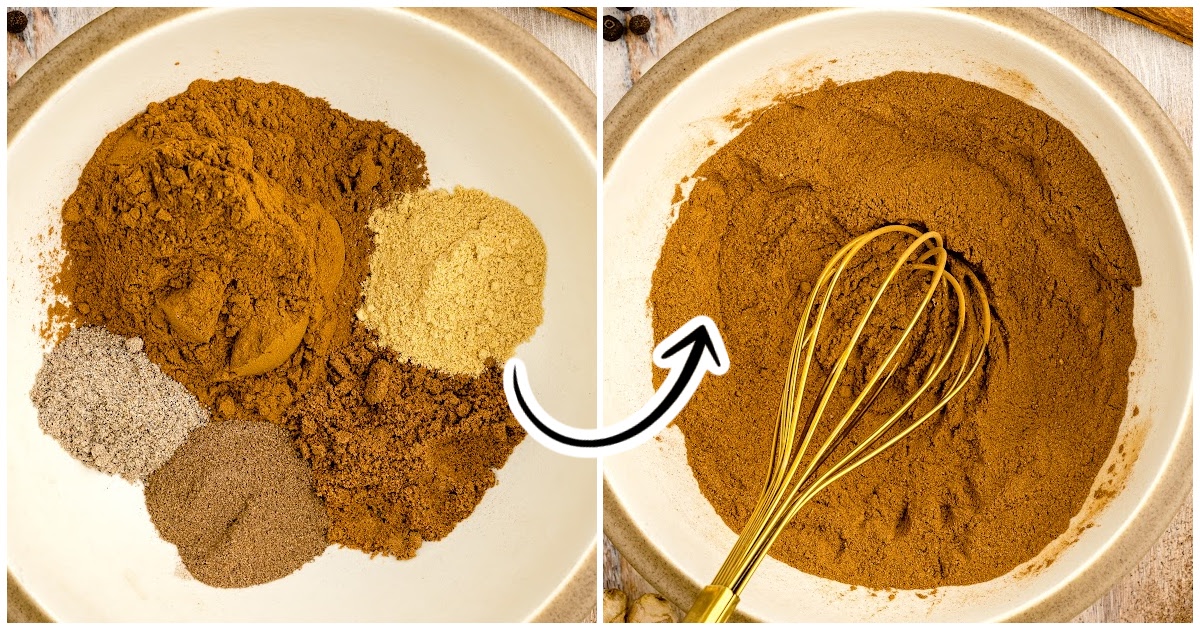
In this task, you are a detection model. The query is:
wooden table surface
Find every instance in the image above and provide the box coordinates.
[6,7,596,92]
[602,6,1192,623]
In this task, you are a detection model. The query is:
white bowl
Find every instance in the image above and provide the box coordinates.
[603,8,1191,622]
[8,8,596,622]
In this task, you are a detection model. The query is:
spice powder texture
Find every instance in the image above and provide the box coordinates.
[30,326,207,482]
[359,186,547,376]
[145,420,328,588]
[53,78,428,424]
[649,72,1140,589]
[286,324,525,559]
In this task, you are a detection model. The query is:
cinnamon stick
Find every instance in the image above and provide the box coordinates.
[540,7,597,29]
[1097,7,1192,46]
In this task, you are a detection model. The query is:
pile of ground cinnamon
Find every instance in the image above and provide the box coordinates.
[53,77,428,424]
[650,72,1140,589]
[286,324,524,558]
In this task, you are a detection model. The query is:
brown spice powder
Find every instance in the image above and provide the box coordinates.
[52,78,428,424]
[145,420,328,588]
[286,324,525,558]
[649,72,1140,589]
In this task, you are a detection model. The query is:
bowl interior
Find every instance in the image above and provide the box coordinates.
[603,8,1190,622]
[8,8,596,622]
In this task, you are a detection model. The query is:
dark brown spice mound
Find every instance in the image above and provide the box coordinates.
[286,324,525,559]
[650,71,1140,589]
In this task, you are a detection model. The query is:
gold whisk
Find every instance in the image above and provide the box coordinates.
[684,224,992,623]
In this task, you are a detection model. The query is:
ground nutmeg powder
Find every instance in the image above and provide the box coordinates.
[650,72,1140,589]
[145,420,328,588]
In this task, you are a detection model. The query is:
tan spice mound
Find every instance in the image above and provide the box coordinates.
[31,326,207,482]
[649,72,1140,589]
[286,324,525,559]
[145,420,328,588]
[358,187,547,375]
[52,77,428,424]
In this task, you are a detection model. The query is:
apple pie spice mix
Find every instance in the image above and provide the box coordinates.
[32,72,1141,596]
[33,78,547,587]
[650,72,1139,590]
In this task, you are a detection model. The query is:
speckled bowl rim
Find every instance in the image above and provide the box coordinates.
[6,7,596,623]
[602,6,1192,622]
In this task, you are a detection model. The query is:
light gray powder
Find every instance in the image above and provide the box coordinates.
[30,326,208,482]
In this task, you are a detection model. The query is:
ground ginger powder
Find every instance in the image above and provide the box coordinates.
[358,187,546,375]
[53,78,428,424]
[650,72,1140,589]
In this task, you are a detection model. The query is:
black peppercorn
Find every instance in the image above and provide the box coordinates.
[602,15,625,41]
[7,10,28,34]
[628,14,651,36]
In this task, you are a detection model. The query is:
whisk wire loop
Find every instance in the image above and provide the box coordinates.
[689,225,992,621]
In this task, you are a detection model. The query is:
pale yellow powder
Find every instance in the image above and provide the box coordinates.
[358,187,546,375]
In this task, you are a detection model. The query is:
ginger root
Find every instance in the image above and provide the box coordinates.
[603,589,628,623]
[627,593,676,623]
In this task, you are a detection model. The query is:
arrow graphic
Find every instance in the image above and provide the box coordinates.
[504,316,729,458]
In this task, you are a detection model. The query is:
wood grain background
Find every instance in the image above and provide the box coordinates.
[601,6,1191,623]
[6,7,597,93]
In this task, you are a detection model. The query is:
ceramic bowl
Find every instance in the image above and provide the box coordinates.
[603,8,1191,622]
[8,8,596,622]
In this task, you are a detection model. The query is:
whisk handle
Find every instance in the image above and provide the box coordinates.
[683,584,739,623]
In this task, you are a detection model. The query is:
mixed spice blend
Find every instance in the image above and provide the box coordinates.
[650,72,1140,589]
